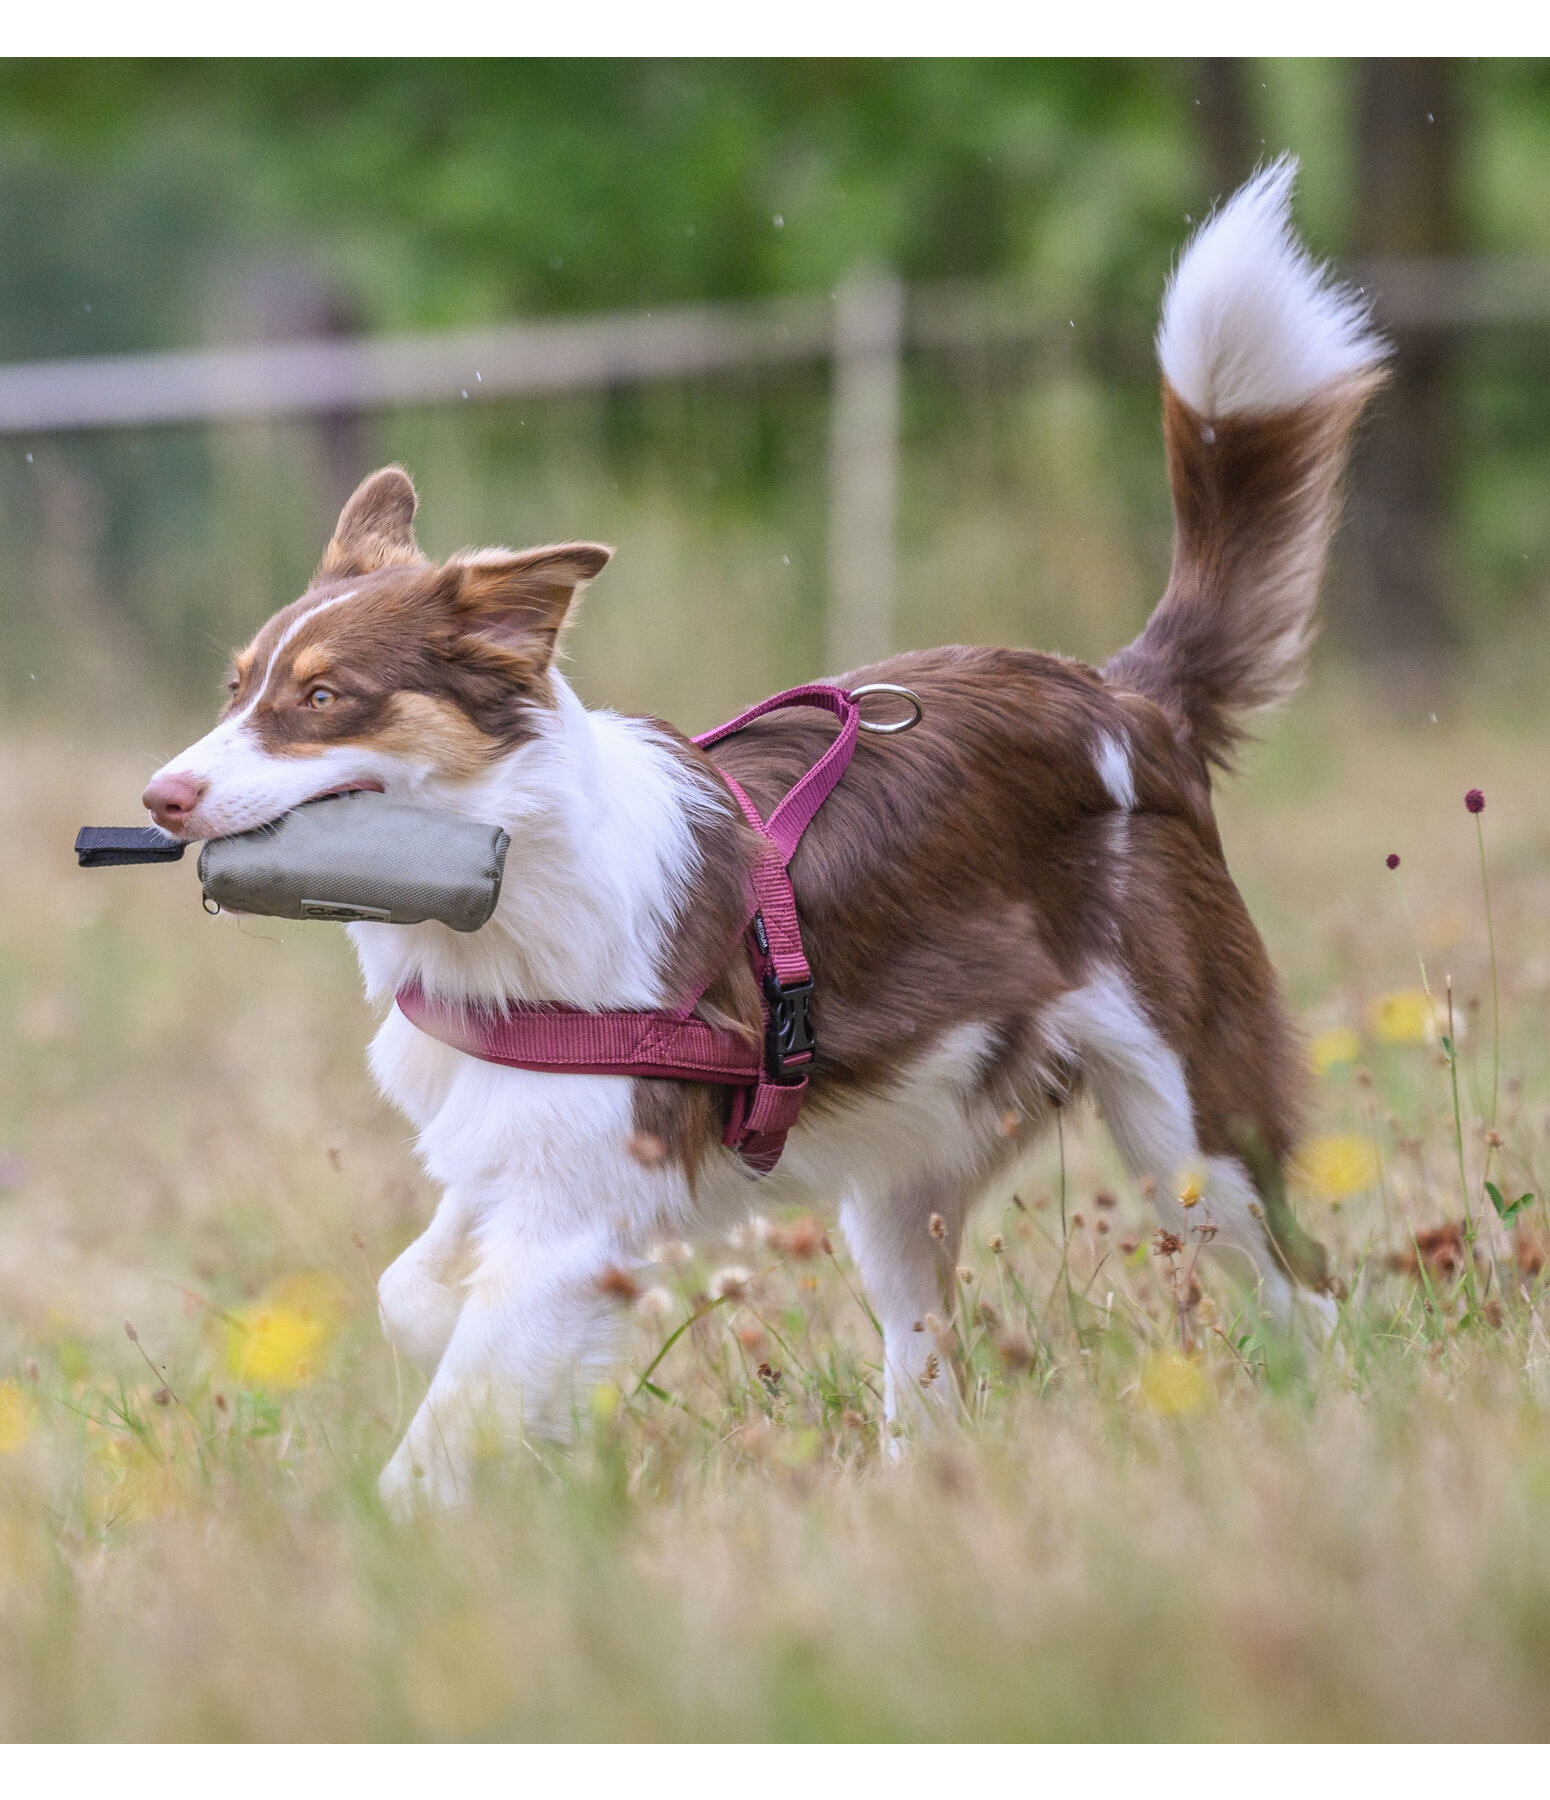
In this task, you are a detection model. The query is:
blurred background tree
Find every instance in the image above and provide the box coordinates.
[1,58,1547,728]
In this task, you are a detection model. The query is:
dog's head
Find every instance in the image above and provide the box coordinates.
[143,467,611,838]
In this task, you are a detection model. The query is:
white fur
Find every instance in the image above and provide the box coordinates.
[1094,733,1136,812]
[1047,967,1331,1330]
[1157,156,1386,419]
[349,677,718,1012]
[157,595,1325,1508]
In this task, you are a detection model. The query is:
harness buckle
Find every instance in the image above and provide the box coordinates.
[762,973,816,1084]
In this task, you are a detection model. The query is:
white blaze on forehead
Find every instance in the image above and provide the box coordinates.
[1094,732,1136,812]
[144,587,394,838]
[231,588,359,726]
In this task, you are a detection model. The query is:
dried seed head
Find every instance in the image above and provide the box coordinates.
[596,1266,642,1302]
[956,1264,973,1284]
[769,1215,825,1260]
[988,1233,1005,1254]
[1094,1191,1117,1209]
[152,1386,171,1407]
[123,1319,139,1344]
[213,1392,228,1412]
[636,1285,675,1322]
[919,1351,940,1388]
[928,1213,947,1241]
[710,1265,754,1302]
[626,1131,668,1168]
[1485,1128,1504,1148]
[1153,1229,1184,1258]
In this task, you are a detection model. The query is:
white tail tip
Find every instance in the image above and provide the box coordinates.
[1157,155,1387,420]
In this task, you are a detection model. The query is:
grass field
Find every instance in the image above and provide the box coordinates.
[4,672,1550,1741]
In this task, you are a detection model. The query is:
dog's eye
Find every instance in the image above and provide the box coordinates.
[306,686,338,710]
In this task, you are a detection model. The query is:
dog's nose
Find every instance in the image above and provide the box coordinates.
[142,770,207,832]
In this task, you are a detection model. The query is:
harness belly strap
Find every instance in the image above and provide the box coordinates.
[394,682,867,1176]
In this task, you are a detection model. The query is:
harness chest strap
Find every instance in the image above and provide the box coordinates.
[395,682,875,1175]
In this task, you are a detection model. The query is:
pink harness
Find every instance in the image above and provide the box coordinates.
[396,682,918,1175]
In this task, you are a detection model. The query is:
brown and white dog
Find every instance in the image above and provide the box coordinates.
[144,159,1385,1507]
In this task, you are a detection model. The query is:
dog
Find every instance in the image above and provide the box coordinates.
[143,158,1385,1507]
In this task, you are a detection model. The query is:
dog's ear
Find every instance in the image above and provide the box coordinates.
[446,543,613,673]
[316,466,425,581]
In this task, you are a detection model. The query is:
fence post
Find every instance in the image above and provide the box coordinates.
[826,266,904,675]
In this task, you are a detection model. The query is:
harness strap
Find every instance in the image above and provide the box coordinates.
[394,985,760,1086]
[395,682,861,1175]
[694,682,859,866]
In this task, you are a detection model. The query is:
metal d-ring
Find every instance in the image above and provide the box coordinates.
[850,682,924,734]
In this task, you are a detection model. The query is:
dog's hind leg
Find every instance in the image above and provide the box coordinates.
[1053,967,1332,1336]
[841,1176,970,1453]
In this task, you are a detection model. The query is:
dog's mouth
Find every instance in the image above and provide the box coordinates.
[302,780,386,807]
[168,779,389,844]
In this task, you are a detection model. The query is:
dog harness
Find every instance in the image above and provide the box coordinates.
[395,681,920,1176]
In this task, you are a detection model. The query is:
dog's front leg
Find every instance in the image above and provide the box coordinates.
[378,1211,634,1515]
[841,1178,970,1456]
[377,1183,477,1376]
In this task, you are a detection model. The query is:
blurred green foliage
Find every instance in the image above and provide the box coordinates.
[0,59,1208,354]
[1,59,1549,721]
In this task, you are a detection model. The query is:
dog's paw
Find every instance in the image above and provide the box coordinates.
[378,1436,467,1520]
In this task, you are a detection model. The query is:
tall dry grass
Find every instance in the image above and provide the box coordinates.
[4,674,1550,1740]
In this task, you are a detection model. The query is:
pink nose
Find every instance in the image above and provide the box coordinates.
[142,770,207,832]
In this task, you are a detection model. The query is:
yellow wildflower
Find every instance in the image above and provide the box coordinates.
[1139,1352,1211,1416]
[0,1381,34,1453]
[227,1270,342,1388]
[1176,1164,1206,1209]
[1296,1134,1379,1200]
[1365,989,1435,1046]
[1309,1025,1361,1075]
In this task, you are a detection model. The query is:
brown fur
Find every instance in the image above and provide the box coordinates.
[1106,373,1385,771]
[637,644,1318,1285]
[228,423,1386,1295]
[223,541,610,762]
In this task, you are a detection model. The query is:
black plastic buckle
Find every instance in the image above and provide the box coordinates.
[763,972,816,1084]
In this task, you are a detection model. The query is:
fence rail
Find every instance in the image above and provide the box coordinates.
[3,257,1545,667]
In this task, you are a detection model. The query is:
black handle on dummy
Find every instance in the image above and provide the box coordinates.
[75,826,188,868]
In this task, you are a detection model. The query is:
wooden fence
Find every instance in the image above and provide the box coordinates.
[1,258,1543,672]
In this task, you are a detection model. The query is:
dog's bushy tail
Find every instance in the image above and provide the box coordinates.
[1106,157,1388,770]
